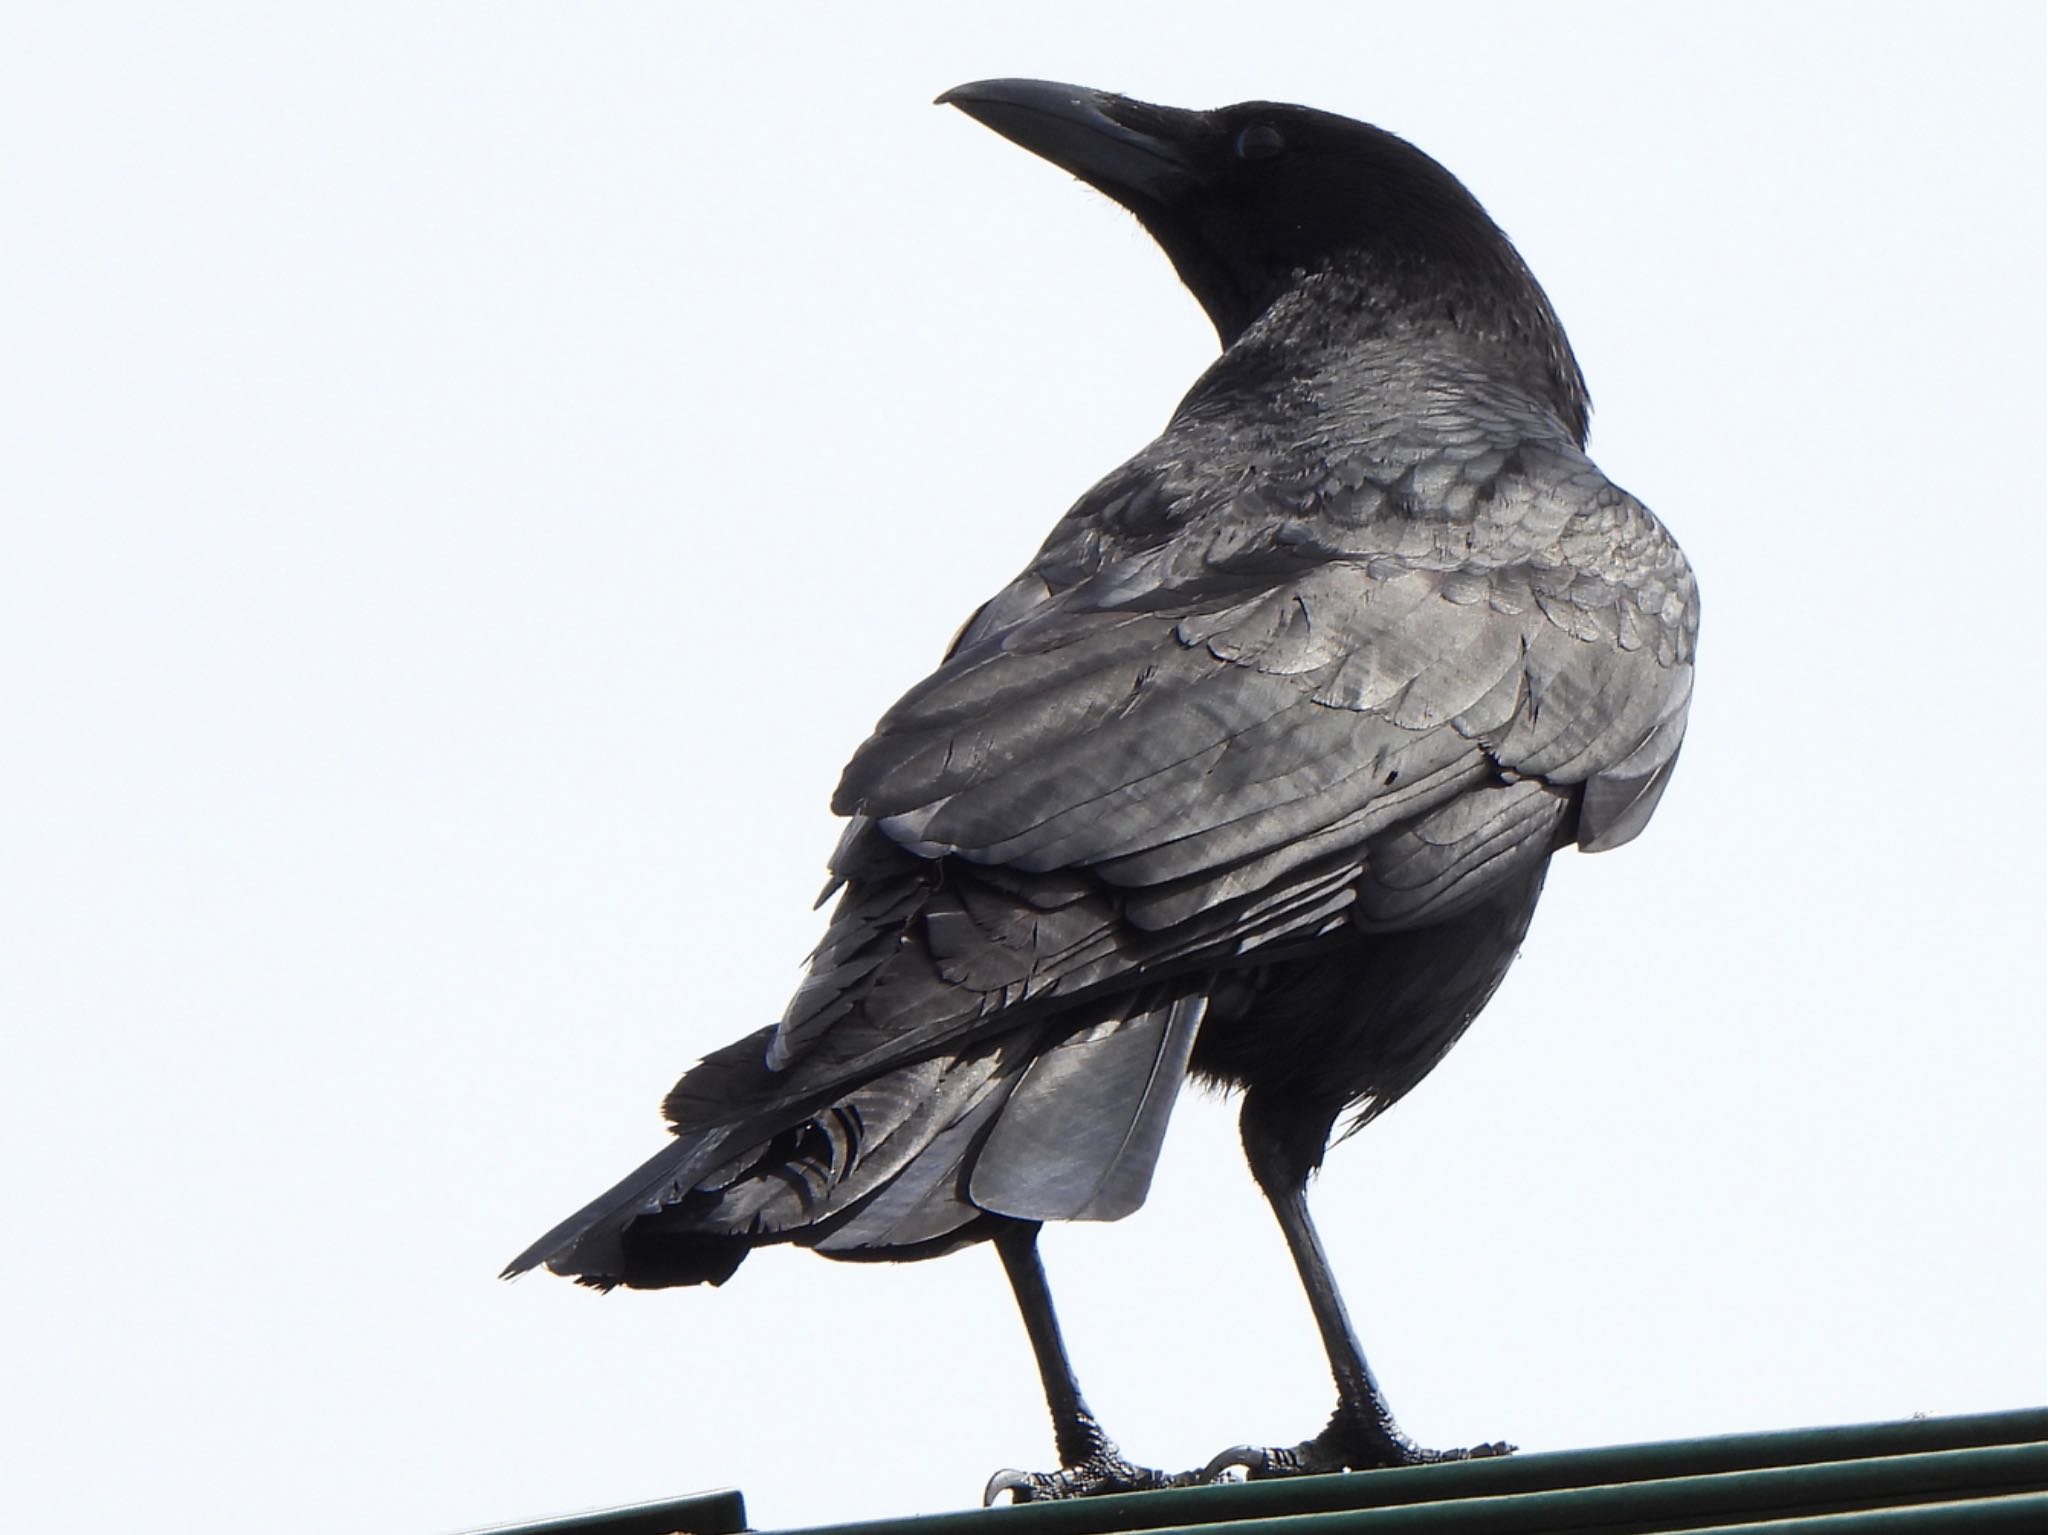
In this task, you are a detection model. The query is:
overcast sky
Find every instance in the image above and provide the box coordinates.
[2,6,2042,1535]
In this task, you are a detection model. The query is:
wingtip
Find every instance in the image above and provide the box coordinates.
[499,1248,545,1281]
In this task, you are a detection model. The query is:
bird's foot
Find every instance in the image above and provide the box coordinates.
[1203,1407,1512,1481]
[985,1445,1203,1503]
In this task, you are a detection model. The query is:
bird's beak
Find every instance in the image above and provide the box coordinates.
[937,79,1206,209]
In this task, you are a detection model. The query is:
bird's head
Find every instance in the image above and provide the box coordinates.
[939,79,1586,437]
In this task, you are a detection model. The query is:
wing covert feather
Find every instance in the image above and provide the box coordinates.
[782,442,1695,1083]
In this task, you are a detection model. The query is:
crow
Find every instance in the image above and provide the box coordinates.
[506,79,1696,1502]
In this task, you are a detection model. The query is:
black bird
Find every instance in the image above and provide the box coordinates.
[507,79,1696,1501]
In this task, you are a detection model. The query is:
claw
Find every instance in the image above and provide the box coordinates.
[984,1468,1047,1506]
[1201,1443,1276,1481]
[1203,1422,1515,1480]
[1202,1441,1322,1481]
[984,1450,1204,1502]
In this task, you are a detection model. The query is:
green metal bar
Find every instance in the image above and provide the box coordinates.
[462,1486,746,1535]
[767,1409,2048,1535]
[1086,1443,2048,1534]
[1665,1492,2048,1533]
[469,1408,2048,1535]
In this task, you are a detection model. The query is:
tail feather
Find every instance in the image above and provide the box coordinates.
[968,992,1203,1222]
[505,988,1207,1288]
[499,1122,748,1283]
[810,1064,1021,1253]
[693,1043,1009,1234]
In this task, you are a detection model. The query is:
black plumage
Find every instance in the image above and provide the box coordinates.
[506,79,1697,1498]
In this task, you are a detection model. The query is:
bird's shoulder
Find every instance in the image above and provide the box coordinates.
[779,430,1693,1076]
[831,423,1692,873]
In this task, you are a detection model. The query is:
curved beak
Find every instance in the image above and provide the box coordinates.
[936,78,1207,209]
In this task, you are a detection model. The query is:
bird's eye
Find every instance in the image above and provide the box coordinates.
[1233,123,1286,162]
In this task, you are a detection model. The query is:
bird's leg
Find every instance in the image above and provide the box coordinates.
[984,1221,1200,1503]
[1204,1108,1511,1481]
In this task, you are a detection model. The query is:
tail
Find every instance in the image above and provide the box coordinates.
[502,993,1203,1289]
[499,1120,758,1286]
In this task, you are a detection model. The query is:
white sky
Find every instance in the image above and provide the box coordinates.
[2,6,2042,1534]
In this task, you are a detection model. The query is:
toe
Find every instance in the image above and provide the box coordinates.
[1201,1444,1272,1482]
[984,1468,1056,1505]
[1200,1424,1513,1480]
[985,1451,1206,1501]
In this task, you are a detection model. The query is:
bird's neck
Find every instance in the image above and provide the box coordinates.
[1183,260,1590,451]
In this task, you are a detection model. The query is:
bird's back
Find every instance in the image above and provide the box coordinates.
[508,270,1694,1288]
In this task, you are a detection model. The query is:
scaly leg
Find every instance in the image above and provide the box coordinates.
[984,1221,1200,1502]
[1205,1104,1511,1480]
